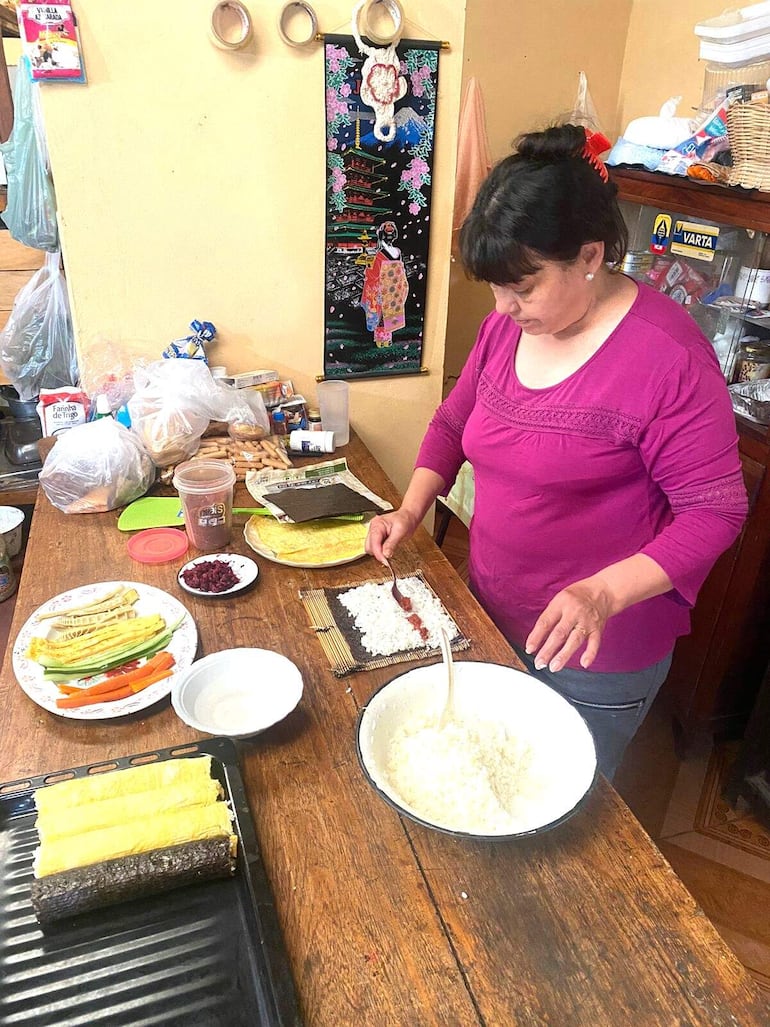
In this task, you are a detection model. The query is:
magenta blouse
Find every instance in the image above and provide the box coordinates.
[417,283,748,672]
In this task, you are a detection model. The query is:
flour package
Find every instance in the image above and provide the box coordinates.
[36,387,89,437]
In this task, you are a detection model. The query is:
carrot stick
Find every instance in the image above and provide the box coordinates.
[129,668,174,694]
[54,668,174,709]
[56,651,175,699]
[55,685,133,709]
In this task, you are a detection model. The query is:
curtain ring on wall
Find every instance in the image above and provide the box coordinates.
[355,0,404,47]
[278,1,319,47]
[209,1,253,50]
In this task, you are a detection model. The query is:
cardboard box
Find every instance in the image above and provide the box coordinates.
[230,369,280,389]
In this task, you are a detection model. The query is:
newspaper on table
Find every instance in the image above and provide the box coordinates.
[244,458,393,524]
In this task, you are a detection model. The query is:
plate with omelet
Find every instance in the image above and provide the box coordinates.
[244,514,370,568]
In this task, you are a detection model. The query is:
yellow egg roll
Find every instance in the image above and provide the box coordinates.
[35,777,223,842]
[34,756,218,816]
[34,801,235,878]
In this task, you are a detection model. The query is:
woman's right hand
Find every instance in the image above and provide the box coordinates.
[365,508,419,564]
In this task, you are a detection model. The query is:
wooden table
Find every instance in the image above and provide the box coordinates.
[0,434,767,1026]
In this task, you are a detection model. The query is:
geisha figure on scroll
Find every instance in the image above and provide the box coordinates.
[360,221,409,347]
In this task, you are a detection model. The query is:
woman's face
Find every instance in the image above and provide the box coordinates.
[489,248,600,337]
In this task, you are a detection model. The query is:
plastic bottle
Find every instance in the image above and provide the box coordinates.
[288,430,335,454]
[271,410,288,436]
[92,395,113,420]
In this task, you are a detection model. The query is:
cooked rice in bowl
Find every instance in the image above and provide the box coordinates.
[357,662,597,837]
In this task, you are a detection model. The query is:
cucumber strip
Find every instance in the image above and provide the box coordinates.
[41,630,174,680]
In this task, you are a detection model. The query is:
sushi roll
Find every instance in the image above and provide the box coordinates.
[30,837,236,924]
[29,756,238,924]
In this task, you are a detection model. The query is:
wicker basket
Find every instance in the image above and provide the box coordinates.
[727,103,770,190]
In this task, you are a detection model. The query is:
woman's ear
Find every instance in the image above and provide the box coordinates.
[580,241,605,274]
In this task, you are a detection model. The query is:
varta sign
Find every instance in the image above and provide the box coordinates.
[671,220,719,262]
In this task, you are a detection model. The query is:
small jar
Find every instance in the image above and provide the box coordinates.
[307,408,322,431]
[735,339,770,382]
[288,430,335,454]
[0,535,17,602]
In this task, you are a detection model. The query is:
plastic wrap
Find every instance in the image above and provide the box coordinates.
[0,57,58,251]
[127,360,270,468]
[39,418,154,514]
[729,379,770,424]
[0,251,78,401]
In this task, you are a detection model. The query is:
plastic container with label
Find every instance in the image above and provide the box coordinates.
[173,460,236,551]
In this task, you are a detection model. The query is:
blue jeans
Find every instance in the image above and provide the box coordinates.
[512,644,673,781]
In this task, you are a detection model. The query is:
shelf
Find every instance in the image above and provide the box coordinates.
[0,9,18,39]
[609,167,770,235]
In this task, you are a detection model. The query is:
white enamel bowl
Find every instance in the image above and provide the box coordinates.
[172,647,303,739]
[357,661,597,838]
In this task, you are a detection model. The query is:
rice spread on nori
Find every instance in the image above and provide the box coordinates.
[337,576,459,656]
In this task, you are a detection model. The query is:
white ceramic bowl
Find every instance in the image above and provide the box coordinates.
[0,506,24,558]
[171,647,303,738]
[357,661,597,838]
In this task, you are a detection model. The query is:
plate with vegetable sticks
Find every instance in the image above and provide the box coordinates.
[12,581,198,720]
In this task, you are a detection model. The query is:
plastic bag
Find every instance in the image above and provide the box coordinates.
[0,56,58,251]
[39,418,154,514]
[623,97,693,149]
[0,251,79,401]
[570,71,604,133]
[127,359,270,467]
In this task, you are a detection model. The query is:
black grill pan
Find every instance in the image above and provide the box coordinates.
[0,736,301,1026]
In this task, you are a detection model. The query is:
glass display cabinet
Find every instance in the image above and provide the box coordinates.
[610,168,770,750]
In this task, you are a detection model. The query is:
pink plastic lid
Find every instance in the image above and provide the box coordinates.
[127,527,189,564]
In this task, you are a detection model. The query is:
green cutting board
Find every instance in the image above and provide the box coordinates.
[117,497,186,531]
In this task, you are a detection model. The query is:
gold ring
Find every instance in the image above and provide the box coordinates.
[572,625,587,636]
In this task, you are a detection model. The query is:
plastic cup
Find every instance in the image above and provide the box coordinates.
[316,380,350,447]
[0,506,24,557]
[172,460,236,551]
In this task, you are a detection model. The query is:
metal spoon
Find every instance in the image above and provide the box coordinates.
[438,626,456,730]
[384,557,410,611]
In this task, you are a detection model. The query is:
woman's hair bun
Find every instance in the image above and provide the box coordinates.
[515,123,586,163]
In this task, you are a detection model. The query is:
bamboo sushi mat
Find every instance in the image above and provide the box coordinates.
[299,571,471,677]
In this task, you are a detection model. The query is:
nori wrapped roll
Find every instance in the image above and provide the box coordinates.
[30,836,236,924]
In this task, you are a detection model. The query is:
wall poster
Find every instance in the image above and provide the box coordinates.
[324,33,441,380]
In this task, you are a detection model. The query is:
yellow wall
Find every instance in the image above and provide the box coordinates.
[444,0,633,385]
[36,1,466,495]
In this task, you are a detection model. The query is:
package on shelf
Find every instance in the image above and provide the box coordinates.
[228,369,280,389]
[276,396,308,431]
[248,379,295,409]
[645,257,713,305]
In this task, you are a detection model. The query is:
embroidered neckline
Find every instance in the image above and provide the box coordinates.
[478,373,643,445]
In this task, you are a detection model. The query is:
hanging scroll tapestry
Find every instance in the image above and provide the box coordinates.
[324,34,440,380]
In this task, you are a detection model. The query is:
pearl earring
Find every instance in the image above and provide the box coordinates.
[585,272,595,281]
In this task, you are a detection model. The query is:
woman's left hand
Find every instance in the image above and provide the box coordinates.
[525,580,614,673]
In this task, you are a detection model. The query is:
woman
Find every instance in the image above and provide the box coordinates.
[366,124,748,778]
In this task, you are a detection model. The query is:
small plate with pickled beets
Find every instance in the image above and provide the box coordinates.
[177,554,259,598]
